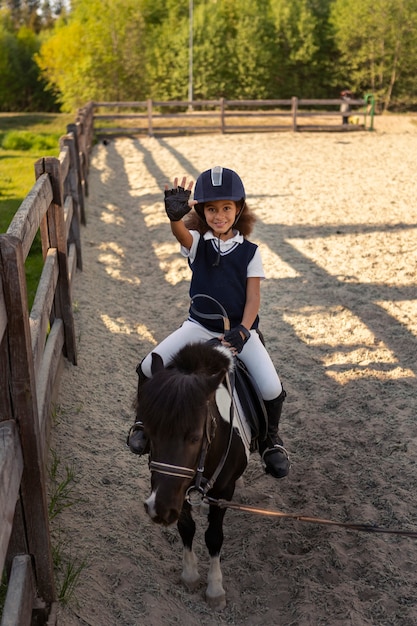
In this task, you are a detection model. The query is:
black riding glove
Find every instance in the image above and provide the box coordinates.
[164,186,192,222]
[223,325,251,353]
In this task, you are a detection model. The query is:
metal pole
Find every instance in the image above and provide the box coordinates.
[188,0,193,110]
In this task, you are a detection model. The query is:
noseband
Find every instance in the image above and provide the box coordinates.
[148,461,196,480]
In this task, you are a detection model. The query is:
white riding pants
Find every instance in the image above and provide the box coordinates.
[141,319,282,401]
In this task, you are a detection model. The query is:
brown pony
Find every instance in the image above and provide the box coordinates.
[140,342,248,610]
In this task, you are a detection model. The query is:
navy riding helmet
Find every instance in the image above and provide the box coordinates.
[193,166,246,224]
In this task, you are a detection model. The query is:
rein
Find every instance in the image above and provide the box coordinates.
[203,496,417,539]
[190,293,231,331]
[190,369,235,499]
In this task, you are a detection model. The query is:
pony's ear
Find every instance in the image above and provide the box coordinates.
[206,369,227,394]
[150,352,165,375]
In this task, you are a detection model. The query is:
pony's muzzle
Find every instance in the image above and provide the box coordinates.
[144,491,180,526]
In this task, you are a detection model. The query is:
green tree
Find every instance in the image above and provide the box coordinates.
[36,0,147,111]
[1,0,42,31]
[141,0,235,101]
[142,7,189,100]
[145,0,275,101]
[0,12,56,110]
[330,0,417,109]
[0,21,20,109]
[192,0,237,99]
[231,0,277,99]
[269,0,321,97]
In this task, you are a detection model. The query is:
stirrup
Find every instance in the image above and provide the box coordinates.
[126,421,149,455]
[261,444,290,478]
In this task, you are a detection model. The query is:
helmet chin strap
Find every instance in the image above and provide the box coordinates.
[213,236,221,267]
[212,201,244,267]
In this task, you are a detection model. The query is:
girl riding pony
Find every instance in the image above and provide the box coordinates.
[128,166,289,479]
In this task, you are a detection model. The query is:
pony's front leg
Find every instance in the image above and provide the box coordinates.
[205,505,227,611]
[177,503,200,589]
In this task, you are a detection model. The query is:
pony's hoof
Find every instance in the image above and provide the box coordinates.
[181,574,201,591]
[206,592,226,611]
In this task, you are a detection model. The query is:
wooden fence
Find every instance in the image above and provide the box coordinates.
[0,103,94,625]
[93,95,375,136]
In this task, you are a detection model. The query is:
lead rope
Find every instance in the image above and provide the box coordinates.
[202,497,417,538]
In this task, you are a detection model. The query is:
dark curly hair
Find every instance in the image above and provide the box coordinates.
[184,201,256,238]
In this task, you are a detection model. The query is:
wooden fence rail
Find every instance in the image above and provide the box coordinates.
[0,102,94,625]
[93,95,375,136]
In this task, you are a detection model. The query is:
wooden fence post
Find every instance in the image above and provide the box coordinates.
[147,99,154,137]
[0,234,56,606]
[34,157,77,365]
[60,134,83,270]
[220,98,225,134]
[74,103,93,184]
[0,281,12,418]
[66,123,87,225]
[83,101,95,160]
[291,96,298,132]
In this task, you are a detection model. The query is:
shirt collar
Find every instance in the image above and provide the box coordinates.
[203,230,243,244]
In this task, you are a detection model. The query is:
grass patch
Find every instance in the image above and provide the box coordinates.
[48,441,87,606]
[1,130,61,151]
[52,542,87,606]
[48,449,80,520]
[0,113,74,307]
[0,112,74,134]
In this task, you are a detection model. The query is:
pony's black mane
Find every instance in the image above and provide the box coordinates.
[139,343,233,439]
[169,342,232,376]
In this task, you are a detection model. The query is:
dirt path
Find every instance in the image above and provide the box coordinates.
[53,115,417,625]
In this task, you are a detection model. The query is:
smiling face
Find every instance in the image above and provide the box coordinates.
[203,199,238,240]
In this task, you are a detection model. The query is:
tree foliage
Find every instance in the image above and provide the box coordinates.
[1,0,417,112]
[330,0,417,109]
[35,0,147,110]
[0,9,57,110]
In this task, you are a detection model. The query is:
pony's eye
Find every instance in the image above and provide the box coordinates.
[188,433,201,444]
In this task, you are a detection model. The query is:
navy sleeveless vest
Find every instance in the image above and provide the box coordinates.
[188,235,259,332]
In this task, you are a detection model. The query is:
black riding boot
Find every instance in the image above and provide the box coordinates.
[259,389,290,478]
[127,362,150,455]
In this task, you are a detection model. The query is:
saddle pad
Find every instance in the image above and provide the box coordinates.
[234,359,268,443]
[215,385,251,460]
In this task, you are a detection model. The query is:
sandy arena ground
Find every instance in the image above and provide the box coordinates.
[52,114,417,625]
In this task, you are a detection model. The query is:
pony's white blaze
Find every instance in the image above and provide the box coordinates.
[181,547,200,589]
[206,555,226,610]
[145,490,157,518]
